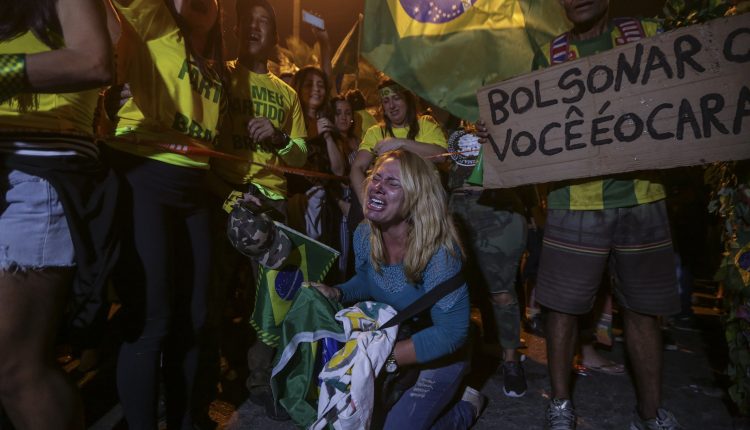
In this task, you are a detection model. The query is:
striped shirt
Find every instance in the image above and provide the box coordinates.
[534,19,666,210]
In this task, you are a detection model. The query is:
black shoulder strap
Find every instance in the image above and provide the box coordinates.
[380,271,465,330]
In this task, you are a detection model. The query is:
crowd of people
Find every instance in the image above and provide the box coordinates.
[0,0,705,429]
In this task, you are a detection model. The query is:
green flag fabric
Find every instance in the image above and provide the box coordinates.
[250,222,339,347]
[361,0,570,121]
[332,14,363,76]
[270,287,346,427]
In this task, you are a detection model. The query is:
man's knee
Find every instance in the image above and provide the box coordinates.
[490,292,517,307]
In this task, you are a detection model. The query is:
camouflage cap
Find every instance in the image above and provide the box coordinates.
[226,204,292,270]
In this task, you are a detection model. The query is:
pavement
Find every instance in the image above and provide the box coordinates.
[222,314,742,430]
[32,281,750,429]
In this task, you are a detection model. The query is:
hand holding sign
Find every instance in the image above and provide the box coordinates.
[476,14,750,189]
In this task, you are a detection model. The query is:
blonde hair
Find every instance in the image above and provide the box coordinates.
[367,150,463,284]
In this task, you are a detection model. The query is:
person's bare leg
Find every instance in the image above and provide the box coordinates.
[623,308,662,420]
[0,268,83,430]
[546,309,578,399]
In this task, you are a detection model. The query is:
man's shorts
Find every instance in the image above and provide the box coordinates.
[536,200,679,316]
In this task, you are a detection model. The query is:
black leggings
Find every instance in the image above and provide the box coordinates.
[105,148,212,430]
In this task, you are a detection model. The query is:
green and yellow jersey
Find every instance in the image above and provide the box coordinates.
[212,62,307,200]
[0,31,100,157]
[534,18,666,210]
[107,0,224,169]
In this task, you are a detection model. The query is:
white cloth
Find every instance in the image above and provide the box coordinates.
[311,302,398,430]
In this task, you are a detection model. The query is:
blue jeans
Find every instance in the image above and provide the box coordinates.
[383,360,475,430]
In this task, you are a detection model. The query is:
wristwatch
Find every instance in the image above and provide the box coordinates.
[385,352,398,373]
[273,129,290,147]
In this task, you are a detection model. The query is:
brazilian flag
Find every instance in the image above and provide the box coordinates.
[362,0,571,121]
[250,222,339,347]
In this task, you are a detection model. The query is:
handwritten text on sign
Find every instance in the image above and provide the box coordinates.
[476,14,750,188]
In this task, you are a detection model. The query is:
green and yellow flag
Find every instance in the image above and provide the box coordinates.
[362,0,570,121]
[251,222,339,347]
[332,14,363,77]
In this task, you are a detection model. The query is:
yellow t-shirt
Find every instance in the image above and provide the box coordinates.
[0,32,99,138]
[212,62,307,199]
[107,0,224,169]
[353,109,377,141]
[359,115,446,153]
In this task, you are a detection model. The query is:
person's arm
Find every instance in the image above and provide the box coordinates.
[312,27,334,94]
[409,250,470,363]
[374,138,445,160]
[318,117,345,176]
[350,149,374,205]
[277,90,309,167]
[373,116,448,162]
[19,0,113,93]
[392,339,418,366]
[313,223,371,303]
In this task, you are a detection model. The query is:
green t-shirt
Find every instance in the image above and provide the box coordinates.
[109,0,224,169]
[212,63,307,199]
[533,18,666,210]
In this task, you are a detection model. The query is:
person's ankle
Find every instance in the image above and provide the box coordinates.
[637,405,657,421]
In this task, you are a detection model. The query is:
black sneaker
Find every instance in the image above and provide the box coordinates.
[629,407,683,430]
[502,361,527,397]
[546,398,576,430]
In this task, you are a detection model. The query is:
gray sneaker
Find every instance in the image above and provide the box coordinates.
[546,398,576,429]
[629,408,683,430]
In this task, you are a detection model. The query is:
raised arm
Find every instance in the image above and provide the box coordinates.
[350,149,374,205]
[22,0,113,92]
[312,27,334,95]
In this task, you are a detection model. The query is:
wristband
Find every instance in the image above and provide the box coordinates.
[0,54,28,104]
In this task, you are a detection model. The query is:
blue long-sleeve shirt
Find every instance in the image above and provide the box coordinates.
[337,223,470,363]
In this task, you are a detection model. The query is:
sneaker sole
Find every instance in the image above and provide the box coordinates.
[503,388,527,398]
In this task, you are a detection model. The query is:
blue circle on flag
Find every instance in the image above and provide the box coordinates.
[274,267,304,300]
[399,0,476,23]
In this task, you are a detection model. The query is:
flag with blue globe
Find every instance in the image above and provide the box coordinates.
[250,222,339,347]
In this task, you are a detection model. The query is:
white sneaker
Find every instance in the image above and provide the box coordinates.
[461,386,487,421]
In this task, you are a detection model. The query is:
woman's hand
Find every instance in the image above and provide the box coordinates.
[305,282,342,302]
[317,117,334,136]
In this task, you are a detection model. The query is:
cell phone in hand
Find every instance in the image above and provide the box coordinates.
[302,10,325,30]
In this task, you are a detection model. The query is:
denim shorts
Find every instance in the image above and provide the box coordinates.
[0,168,75,270]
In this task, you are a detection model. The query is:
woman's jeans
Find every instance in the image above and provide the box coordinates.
[384,360,475,430]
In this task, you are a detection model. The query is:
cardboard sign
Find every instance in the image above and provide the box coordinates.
[476,14,750,188]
